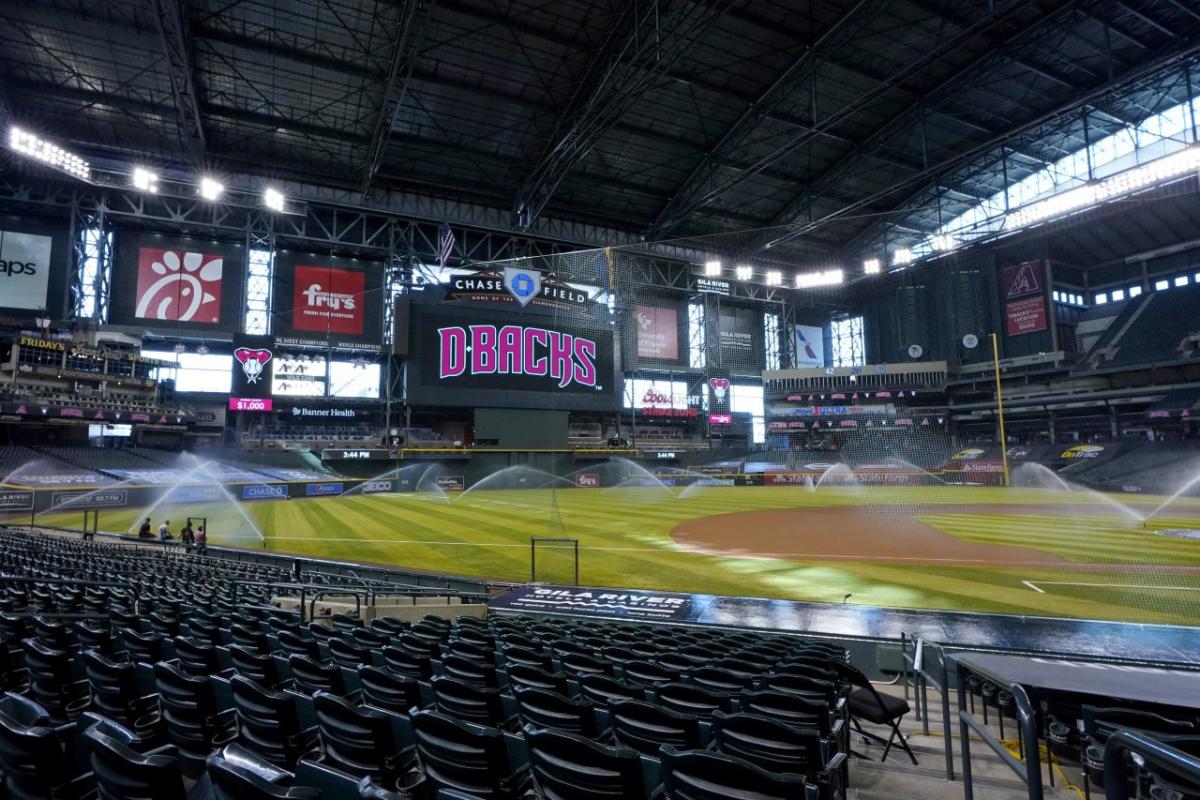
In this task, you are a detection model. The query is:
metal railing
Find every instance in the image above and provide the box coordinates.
[901,632,955,780]
[954,655,1043,800]
[1103,730,1200,800]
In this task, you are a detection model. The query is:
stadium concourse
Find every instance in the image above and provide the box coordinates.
[4,0,1200,797]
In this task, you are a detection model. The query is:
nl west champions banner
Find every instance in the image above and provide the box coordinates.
[408,305,617,411]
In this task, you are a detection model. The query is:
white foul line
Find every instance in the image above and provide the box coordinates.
[1022,580,1045,593]
[1028,580,1200,591]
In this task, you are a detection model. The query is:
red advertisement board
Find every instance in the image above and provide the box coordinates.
[293,265,365,335]
[575,473,600,487]
[1005,296,1048,335]
[634,305,679,360]
[134,247,225,323]
[1001,260,1044,298]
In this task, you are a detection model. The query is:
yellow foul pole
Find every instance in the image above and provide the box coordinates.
[990,333,1010,487]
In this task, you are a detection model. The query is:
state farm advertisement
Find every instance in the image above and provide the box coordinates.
[634,305,679,361]
[293,265,364,335]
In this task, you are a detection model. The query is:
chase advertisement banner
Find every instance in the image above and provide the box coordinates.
[406,303,619,412]
[242,485,288,501]
[443,268,589,314]
[273,251,383,345]
[110,231,245,331]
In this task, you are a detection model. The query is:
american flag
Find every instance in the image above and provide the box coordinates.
[438,220,455,268]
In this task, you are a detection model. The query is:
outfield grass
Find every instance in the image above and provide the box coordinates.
[23,484,1200,625]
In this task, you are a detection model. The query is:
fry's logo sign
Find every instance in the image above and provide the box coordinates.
[234,347,272,384]
[135,248,223,323]
[437,325,597,389]
[293,265,365,335]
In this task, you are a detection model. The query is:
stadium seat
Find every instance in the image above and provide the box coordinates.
[329,638,374,669]
[290,655,357,698]
[524,725,649,799]
[313,691,417,786]
[1082,705,1196,789]
[559,652,614,679]
[358,666,421,715]
[0,692,92,800]
[207,743,322,800]
[230,674,321,769]
[762,673,841,709]
[500,645,552,671]
[84,716,188,800]
[440,653,499,688]
[430,677,511,728]
[21,639,89,722]
[710,711,845,798]
[75,620,116,655]
[513,687,599,737]
[653,682,735,720]
[739,690,840,742]
[410,709,529,799]
[229,644,289,689]
[154,661,238,778]
[578,674,643,707]
[381,646,434,680]
[231,623,272,651]
[690,666,754,693]
[505,664,569,695]
[82,650,160,735]
[174,635,225,677]
[659,745,818,800]
[276,630,322,660]
[609,699,704,756]
[121,630,168,664]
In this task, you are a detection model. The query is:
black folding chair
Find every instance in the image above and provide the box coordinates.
[832,661,917,765]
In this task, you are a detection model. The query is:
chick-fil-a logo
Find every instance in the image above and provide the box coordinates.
[437,325,597,389]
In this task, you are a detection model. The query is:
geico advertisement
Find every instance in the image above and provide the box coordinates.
[0,231,52,310]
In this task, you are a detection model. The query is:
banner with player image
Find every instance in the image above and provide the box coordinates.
[273,251,383,346]
[110,230,245,331]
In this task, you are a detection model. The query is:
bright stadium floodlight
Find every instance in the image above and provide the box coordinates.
[8,126,91,182]
[132,167,158,193]
[930,234,955,251]
[199,177,224,201]
[893,248,913,267]
[734,265,753,281]
[1005,146,1200,229]
[863,258,881,274]
[703,260,722,276]
[263,187,285,212]
[765,270,782,286]
[794,269,844,289]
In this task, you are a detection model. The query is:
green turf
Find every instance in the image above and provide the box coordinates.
[20,484,1200,625]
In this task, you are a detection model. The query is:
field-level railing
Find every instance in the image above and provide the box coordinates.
[901,632,954,780]
[1103,730,1200,800]
[953,655,1043,800]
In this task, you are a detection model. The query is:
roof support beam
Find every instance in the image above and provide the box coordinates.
[149,0,207,164]
[644,0,895,240]
[649,0,1031,240]
[512,0,735,230]
[359,0,426,197]
[764,0,1096,248]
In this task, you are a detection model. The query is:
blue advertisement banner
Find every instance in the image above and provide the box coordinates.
[306,483,344,496]
[243,485,288,501]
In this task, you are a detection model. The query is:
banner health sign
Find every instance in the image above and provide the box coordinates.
[407,304,617,411]
[111,231,244,331]
[243,484,288,501]
[306,482,344,496]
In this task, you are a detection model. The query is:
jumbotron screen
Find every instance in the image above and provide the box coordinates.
[405,304,619,411]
